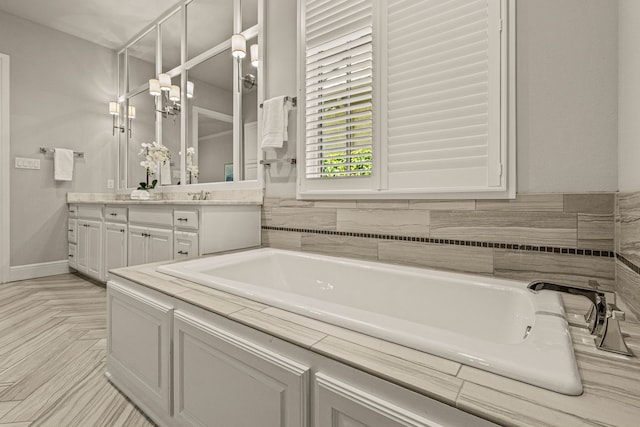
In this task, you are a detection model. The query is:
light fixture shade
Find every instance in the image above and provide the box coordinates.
[186,81,194,98]
[128,105,136,119]
[250,44,259,67]
[109,101,119,115]
[169,85,181,102]
[149,79,161,96]
[159,73,172,91]
[231,34,246,58]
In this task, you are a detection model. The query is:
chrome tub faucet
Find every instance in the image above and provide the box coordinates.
[528,280,633,357]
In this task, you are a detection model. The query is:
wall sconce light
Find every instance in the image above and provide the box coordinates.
[109,101,124,135]
[127,105,136,137]
[231,34,246,58]
[149,73,191,117]
[250,44,259,67]
[187,81,194,99]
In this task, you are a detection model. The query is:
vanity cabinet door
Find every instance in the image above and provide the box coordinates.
[173,311,309,427]
[105,222,127,278]
[147,227,173,263]
[76,219,103,281]
[128,225,147,266]
[314,374,442,427]
[107,282,173,425]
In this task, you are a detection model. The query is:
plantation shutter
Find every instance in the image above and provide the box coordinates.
[385,0,503,192]
[304,0,374,179]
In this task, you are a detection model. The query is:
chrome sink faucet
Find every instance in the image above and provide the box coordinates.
[187,190,211,200]
[528,280,632,356]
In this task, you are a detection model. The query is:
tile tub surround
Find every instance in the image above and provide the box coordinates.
[110,259,640,427]
[616,192,640,318]
[262,193,616,290]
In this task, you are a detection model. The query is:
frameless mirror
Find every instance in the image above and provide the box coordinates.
[187,49,233,183]
[118,0,263,189]
[162,11,182,72]
[127,28,156,91]
[187,0,233,61]
[127,92,156,189]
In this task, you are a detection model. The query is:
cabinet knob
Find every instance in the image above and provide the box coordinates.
[109,212,117,216]
[68,254,74,258]
[177,217,187,222]
[68,229,73,232]
[120,229,125,233]
[178,250,189,255]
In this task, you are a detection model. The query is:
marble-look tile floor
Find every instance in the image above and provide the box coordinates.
[0,274,155,427]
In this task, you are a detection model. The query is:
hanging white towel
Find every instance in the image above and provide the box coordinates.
[160,161,172,185]
[54,148,74,181]
[261,96,291,149]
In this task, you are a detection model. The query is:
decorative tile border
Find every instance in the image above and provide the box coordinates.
[261,226,615,258]
[617,253,640,275]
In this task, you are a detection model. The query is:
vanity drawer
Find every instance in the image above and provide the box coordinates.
[68,219,77,243]
[77,205,103,220]
[129,207,173,227]
[68,205,78,218]
[174,210,198,229]
[104,206,128,223]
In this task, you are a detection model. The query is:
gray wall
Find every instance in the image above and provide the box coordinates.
[618,0,640,192]
[0,10,116,266]
[263,0,620,198]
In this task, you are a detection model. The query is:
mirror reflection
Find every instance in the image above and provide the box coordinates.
[161,74,182,185]
[187,0,233,61]
[162,11,182,72]
[127,28,156,91]
[242,45,258,180]
[187,49,233,183]
[127,92,156,189]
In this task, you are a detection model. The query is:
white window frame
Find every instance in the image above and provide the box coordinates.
[297,0,516,200]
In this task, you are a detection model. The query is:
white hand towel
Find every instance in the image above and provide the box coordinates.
[261,96,291,149]
[54,148,74,181]
[160,161,172,185]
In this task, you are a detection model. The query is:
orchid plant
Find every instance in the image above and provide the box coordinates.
[138,141,170,190]
[186,147,199,181]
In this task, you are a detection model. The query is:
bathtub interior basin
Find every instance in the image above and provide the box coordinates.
[158,248,582,395]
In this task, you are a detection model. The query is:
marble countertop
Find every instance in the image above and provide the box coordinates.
[67,190,263,206]
[110,252,640,427]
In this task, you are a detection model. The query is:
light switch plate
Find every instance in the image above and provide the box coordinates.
[107,179,114,189]
[15,157,40,169]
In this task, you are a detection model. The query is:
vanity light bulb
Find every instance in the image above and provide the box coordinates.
[109,101,119,115]
[128,105,136,119]
[148,79,161,96]
[159,73,172,91]
[169,85,181,102]
[250,44,259,67]
[231,34,246,58]
[187,81,194,99]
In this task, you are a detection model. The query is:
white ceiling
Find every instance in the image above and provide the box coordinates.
[0,0,179,49]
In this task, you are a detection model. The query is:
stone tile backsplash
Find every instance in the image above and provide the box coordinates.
[262,193,617,292]
[616,192,640,318]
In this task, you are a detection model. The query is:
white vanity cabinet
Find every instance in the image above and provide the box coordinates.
[69,202,261,281]
[173,310,309,427]
[106,282,173,426]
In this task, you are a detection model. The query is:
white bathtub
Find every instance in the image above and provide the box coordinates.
[158,248,582,395]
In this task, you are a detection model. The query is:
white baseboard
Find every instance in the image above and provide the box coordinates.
[9,260,70,282]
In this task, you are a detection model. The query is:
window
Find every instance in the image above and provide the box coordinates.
[298,0,515,199]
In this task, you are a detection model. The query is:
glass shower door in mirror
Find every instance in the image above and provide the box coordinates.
[186,49,233,183]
